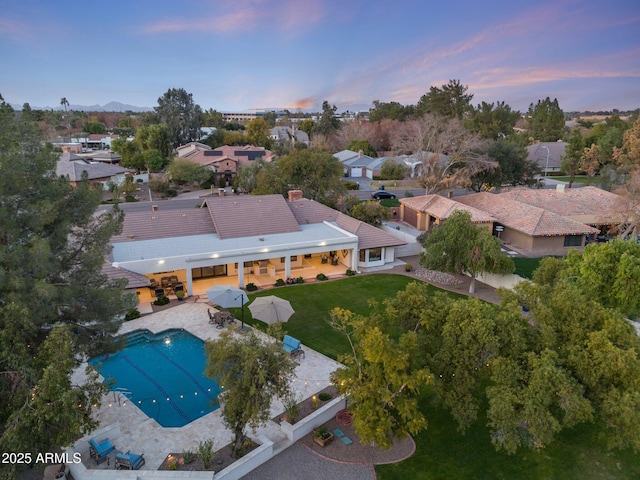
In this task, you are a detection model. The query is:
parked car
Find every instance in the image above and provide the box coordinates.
[371,190,396,200]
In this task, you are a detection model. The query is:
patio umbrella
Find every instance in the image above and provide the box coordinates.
[248,295,295,324]
[206,286,249,330]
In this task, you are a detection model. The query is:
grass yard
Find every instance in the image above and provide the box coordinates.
[512,257,544,279]
[549,176,596,185]
[377,390,640,480]
[232,273,639,479]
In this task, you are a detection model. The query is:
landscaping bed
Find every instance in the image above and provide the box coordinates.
[158,440,258,473]
[273,385,338,425]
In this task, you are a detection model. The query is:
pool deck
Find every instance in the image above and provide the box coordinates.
[71,301,342,473]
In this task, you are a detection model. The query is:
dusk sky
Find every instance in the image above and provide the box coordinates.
[1,0,639,113]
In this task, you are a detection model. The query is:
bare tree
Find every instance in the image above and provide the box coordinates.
[613,168,640,239]
[392,114,495,194]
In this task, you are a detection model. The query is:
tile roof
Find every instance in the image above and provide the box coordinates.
[111,208,214,242]
[287,199,405,248]
[456,192,598,236]
[205,194,300,239]
[102,261,150,289]
[56,159,129,182]
[401,195,494,223]
[500,186,622,218]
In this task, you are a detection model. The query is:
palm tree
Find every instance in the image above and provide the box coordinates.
[60,97,69,113]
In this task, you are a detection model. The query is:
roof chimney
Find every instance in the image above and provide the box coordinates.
[358,150,364,157]
[288,190,304,202]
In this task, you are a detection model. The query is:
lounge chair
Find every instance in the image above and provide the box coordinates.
[88,437,116,465]
[115,451,145,470]
[283,335,302,356]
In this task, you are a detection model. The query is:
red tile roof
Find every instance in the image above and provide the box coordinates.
[456,192,598,236]
[205,194,300,239]
[111,208,214,242]
[401,194,494,223]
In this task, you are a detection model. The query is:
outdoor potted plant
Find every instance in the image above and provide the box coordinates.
[313,427,334,447]
[175,290,185,301]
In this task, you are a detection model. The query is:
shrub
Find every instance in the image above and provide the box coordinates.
[404,190,414,197]
[181,450,196,464]
[316,273,328,281]
[246,282,258,291]
[166,189,178,197]
[153,295,170,306]
[345,269,356,276]
[342,181,359,190]
[125,194,137,202]
[296,276,305,284]
[275,278,286,286]
[318,392,332,401]
[124,308,141,321]
[404,264,413,272]
[198,438,214,469]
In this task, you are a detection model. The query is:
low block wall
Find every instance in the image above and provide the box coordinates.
[280,396,347,443]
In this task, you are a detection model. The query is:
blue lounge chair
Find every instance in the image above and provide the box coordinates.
[88,437,116,464]
[115,451,145,470]
[283,335,302,355]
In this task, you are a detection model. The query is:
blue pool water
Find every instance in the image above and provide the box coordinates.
[90,329,222,428]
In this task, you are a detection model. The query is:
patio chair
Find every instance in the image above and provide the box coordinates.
[154,288,165,297]
[114,451,145,470]
[208,308,215,323]
[88,437,116,465]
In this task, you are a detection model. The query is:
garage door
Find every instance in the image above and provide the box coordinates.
[403,207,418,228]
[350,167,362,177]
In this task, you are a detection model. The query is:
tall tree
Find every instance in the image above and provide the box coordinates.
[526,97,565,142]
[155,87,203,146]
[245,118,273,149]
[561,129,586,187]
[420,210,514,293]
[313,101,341,136]
[205,328,296,457]
[136,123,173,159]
[416,79,474,119]
[392,114,495,194]
[275,148,345,202]
[369,100,415,122]
[329,308,429,449]
[467,101,521,140]
[0,113,130,471]
[469,139,540,191]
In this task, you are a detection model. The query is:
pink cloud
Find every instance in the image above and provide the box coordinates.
[143,0,326,35]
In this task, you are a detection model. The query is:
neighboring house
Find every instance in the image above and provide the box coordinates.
[176,143,273,184]
[526,142,567,176]
[56,157,130,187]
[400,195,495,231]
[108,192,405,296]
[333,150,390,178]
[176,142,211,158]
[455,192,598,254]
[88,151,122,164]
[270,126,310,146]
[398,187,623,255]
[499,186,628,238]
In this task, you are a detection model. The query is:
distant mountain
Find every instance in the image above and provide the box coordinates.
[10,101,152,112]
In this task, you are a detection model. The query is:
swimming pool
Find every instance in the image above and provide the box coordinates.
[90,328,222,428]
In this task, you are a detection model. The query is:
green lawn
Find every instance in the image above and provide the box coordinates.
[549,176,596,185]
[512,257,543,279]
[232,274,639,479]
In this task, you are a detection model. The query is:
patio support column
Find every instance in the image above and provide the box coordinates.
[284,255,291,279]
[237,263,245,289]
[185,268,193,295]
[351,248,358,271]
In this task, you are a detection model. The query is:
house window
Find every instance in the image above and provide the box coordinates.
[563,235,582,247]
[359,250,366,262]
[244,261,253,268]
[369,248,382,261]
